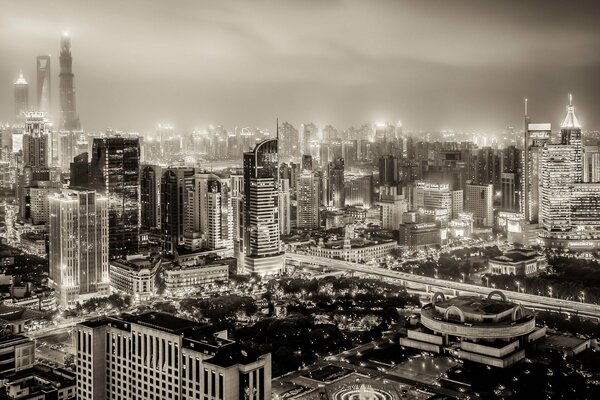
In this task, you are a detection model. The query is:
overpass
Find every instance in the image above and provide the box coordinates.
[286,252,600,319]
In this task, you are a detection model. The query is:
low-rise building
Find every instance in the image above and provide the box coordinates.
[109,255,161,299]
[298,237,397,263]
[0,365,76,400]
[398,222,441,249]
[488,248,547,276]
[399,292,546,368]
[164,263,229,295]
[19,233,46,257]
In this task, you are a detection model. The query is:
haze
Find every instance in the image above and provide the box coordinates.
[1,0,600,133]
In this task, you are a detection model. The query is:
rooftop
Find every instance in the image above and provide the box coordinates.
[436,296,515,315]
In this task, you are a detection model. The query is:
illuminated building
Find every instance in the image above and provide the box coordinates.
[36,55,51,115]
[583,146,600,183]
[522,99,551,224]
[378,192,407,230]
[241,139,283,275]
[75,313,271,400]
[109,255,161,299]
[48,189,109,308]
[400,293,546,368]
[560,94,582,182]
[501,172,518,211]
[22,112,49,168]
[90,137,141,259]
[540,145,574,232]
[58,33,81,131]
[297,170,320,229]
[300,236,397,263]
[278,178,291,235]
[343,174,372,208]
[488,248,547,276]
[13,72,28,123]
[465,183,493,227]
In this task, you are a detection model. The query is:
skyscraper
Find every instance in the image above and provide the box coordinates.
[560,94,582,183]
[36,55,51,114]
[160,167,195,253]
[140,165,162,230]
[327,157,345,209]
[522,100,551,224]
[89,137,140,259]
[14,72,29,123]
[540,145,575,232]
[241,139,283,275]
[49,188,109,307]
[465,183,494,227]
[297,170,320,229]
[22,112,49,168]
[59,33,81,131]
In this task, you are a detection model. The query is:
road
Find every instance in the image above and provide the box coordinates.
[286,252,600,319]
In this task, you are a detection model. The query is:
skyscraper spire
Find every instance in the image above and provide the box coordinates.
[561,93,581,129]
[524,98,528,117]
[59,32,81,131]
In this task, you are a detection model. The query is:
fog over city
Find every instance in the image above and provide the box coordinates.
[2,0,600,132]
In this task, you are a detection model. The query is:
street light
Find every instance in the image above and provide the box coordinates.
[485,276,489,288]
[516,281,520,293]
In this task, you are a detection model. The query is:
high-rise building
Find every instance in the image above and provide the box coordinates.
[327,158,345,209]
[465,183,494,227]
[89,137,140,259]
[75,312,271,400]
[241,139,283,275]
[140,165,162,230]
[160,167,195,254]
[36,55,51,114]
[14,72,29,123]
[583,146,600,183]
[540,145,575,232]
[205,178,231,250]
[297,170,320,229]
[379,192,407,230]
[344,174,373,208]
[501,172,518,211]
[59,33,81,131]
[278,178,291,235]
[70,152,89,187]
[22,112,49,168]
[49,188,109,307]
[522,101,551,224]
[560,94,582,183]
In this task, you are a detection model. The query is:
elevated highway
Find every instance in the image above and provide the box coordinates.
[286,252,600,319]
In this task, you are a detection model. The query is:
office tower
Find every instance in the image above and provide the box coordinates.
[465,183,494,227]
[57,131,79,171]
[560,94,582,183]
[522,100,551,224]
[502,145,521,174]
[344,174,373,208]
[22,112,49,168]
[327,157,345,209]
[205,178,230,250]
[540,145,575,232]
[36,55,51,114]
[14,72,29,122]
[49,188,109,307]
[501,172,518,211]
[451,190,464,219]
[583,146,600,183]
[278,178,291,235]
[59,33,81,131]
[300,122,318,157]
[471,147,502,186]
[301,154,313,171]
[70,152,89,187]
[379,155,399,188]
[140,165,162,230]
[297,170,320,229]
[230,173,244,242]
[242,139,283,275]
[278,121,298,159]
[89,137,140,259]
[161,167,195,253]
[570,184,600,231]
[21,181,60,225]
[379,192,407,230]
[75,312,272,400]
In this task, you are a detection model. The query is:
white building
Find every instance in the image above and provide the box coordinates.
[75,313,271,400]
[109,255,161,299]
[48,189,109,308]
[465,183,494,227]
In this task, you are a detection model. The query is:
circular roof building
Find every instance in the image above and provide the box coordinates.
[400,292,546,368]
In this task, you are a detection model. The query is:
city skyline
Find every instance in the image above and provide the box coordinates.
[2,0,600,133]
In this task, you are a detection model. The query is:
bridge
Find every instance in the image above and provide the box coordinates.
[286,252,600,319]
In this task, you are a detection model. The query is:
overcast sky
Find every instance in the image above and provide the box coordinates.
[1,0,600,133]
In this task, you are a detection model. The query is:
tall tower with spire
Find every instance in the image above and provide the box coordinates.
[560,94,582,183]
[59,33,81,131]
[14,71,29,123]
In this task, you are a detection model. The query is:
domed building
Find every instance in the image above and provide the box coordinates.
[400,292,547,368]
